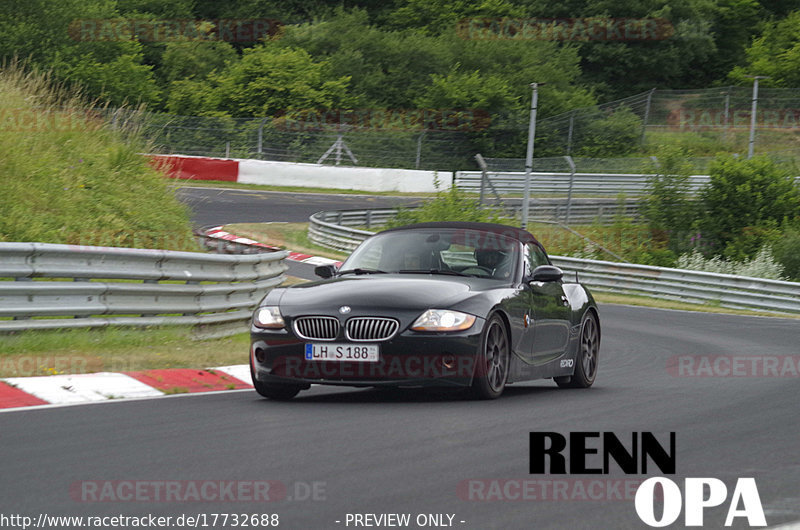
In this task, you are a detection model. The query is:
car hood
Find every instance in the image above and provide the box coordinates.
[273,274,499,315]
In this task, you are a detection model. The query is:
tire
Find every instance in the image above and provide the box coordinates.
[250,358,303,400]
[556,310,599,389]
[470,314,510,399]
[253,380,302,400]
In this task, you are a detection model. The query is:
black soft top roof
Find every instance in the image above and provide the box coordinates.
[379,221,540,246]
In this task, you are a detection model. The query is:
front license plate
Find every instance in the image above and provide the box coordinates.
[305,343,379,362]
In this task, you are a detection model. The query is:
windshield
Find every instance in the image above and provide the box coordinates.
[340,228,520,280]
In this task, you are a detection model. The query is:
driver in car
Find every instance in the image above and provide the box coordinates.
[474,249,513,279]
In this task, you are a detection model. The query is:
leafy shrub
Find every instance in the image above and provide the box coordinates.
[386,175,509,227]
[641,147,699,253]
[772,226,800,281]
[698,155,800,260]
[575,106,643,157]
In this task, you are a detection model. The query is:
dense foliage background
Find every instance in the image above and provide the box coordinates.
[3,0,800,117]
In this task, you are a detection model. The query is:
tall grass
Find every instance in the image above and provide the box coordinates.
[0,60,197,250]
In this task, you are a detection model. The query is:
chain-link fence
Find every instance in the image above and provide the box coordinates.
[97,85,800,171]
[534,86,800,158]
[112,110,477,170]
[480,149,800,175]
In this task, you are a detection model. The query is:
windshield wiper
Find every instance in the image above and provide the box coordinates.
[399,269,470,277]
[337,268,388,275]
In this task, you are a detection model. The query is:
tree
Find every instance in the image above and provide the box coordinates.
[202,46,353,117]
[729,11,800,87]
[160,41,238,84]
[0,0,161,106]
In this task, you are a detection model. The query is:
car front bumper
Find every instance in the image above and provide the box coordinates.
[250,321,485,388]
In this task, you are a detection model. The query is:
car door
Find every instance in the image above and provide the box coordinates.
[524,243,571,364]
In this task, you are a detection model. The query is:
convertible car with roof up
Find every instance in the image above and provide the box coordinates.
[249,221,600,400]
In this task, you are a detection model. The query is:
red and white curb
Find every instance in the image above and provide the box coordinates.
[204,226,341,266]
[0,365,253,411]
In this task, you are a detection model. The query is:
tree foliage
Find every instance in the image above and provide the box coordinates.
[698,156,800,259]
[729,11,800,87]
[3,0,793,118]
[642,147,697,250]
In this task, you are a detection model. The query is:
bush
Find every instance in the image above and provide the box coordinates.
[641,147,699,253]
[386,175,509,227]
[772,226,800,281]
[698,155,800,260]
[575,106,643,157]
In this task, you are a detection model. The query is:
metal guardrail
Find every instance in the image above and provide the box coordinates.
[308,210,800,314]
[505,199,641,224]
[455,171,712,196]
[550,256,800,314]
[0,242,288,332]
[309,211,377,253]
[309,202,641,253]
[458,170,800,197]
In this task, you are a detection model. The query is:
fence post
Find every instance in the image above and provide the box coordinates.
[566,110,576,155]
[415,131,425,169]
[257,117,269,158]
[564,155,576,225]
[640,88,656,145]
[475,153,488,206]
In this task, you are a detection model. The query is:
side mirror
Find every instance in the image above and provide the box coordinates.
[530,265,563,283]
[314,264,338,279]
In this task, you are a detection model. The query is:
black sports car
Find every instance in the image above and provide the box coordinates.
[250,221,600,399]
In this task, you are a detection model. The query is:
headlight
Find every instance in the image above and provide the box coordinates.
[254,306,284,329]
[411,309,476,332]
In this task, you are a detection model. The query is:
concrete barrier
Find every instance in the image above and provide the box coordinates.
[152,154,448,192]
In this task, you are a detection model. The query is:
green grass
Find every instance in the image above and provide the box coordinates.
[0,63,198,250]
[643,128,800,158]
[0,325,252,377]
[224,222,349,260]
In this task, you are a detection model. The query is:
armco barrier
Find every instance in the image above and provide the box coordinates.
[0,243,288,332]
[550,256,800,314]
[308,210,800,314]
[455,171,712,196]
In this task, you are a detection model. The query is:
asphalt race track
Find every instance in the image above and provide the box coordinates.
[175,186,422,226]
[0,190,797,529]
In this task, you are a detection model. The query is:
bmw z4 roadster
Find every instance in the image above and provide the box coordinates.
[250,222,600,400]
